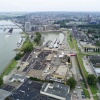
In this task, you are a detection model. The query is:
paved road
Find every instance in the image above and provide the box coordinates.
[71,56,80,83]
[71,33,94,100]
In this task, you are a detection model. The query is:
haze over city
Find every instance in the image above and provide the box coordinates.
[0,0,100,12]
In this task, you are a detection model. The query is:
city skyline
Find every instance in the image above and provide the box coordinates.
[0,0,100,12]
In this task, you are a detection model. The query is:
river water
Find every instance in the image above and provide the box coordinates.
[42,32,64,45]
[0,20,64,75]
[0,20,22,74]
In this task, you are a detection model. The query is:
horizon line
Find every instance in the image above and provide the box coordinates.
[0,11,100,13]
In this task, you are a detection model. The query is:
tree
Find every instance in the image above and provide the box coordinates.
[96,48,98,52]
[93,48,95,52]
[5,97,10,100]
[22,42,33,53]
[87,48,88,52]
[98,76,100,83]
[67,77,77,89]
[87,74,97,86]
[34,32,41,45]
[0,77,3,86]
[14,54,21,60]
[98,48,100,52]
[84,47,86,52]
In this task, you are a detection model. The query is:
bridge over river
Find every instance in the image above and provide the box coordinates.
[0,24,24,30]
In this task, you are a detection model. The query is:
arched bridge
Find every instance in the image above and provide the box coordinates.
[0,24,24,30]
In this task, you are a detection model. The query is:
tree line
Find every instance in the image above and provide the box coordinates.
[84,48,100,52]
[87,74,100,86]
[34,32,41,45]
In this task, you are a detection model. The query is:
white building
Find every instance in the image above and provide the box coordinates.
[25,22,31,32]
[0,89,11,100]
[9,74,26,83]
[88,56,100,76]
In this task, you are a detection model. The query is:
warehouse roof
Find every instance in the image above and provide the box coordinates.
[0,89,11,100]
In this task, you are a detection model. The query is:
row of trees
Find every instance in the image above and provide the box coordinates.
[14,52,24,60]
[67,74,100,89]
[84,48,100,52]
[30,77,54,83]
[87,74,100,86]
[14,37,33,61]
[34,32,41,45]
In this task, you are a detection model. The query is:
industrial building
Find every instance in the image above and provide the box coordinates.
[9,74,27,83]
[0,89,11,100]
[87,55,100,76]
[53,65,68,81]
[40,82,71,100]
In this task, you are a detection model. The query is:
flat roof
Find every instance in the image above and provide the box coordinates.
[46,54,54,60]
[0,89,11,100]
[94,68,100,73]
[41,82,71,100]
[55,65,68,76]
[88,55,100,68]
[9,74,26,81]
[9,79,58,100]
[9,79,43,100]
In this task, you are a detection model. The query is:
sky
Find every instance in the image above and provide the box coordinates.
[0,0,100,12]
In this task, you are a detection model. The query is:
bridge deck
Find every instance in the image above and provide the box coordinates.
[0,25,24,29]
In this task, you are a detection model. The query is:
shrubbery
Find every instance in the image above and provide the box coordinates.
[30,77,54,83]
[87,74,97,86]
[34,32,41,45]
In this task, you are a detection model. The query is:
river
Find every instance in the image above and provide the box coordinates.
[0,20,22,74]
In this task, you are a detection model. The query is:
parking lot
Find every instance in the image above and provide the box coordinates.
[23,50,51,73]
[38,50,51,58]
[33,61,46,70]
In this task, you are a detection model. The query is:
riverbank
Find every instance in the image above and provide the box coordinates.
[0,31,64,78]
[40,30,62,33]
[0,20,23,74]
[1,33,34,78]
[1,59,17,78]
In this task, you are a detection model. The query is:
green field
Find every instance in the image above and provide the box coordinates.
[1,59,17,77]
[83,89,90,98]
[90,85,99,100]
[67,31,74,49]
